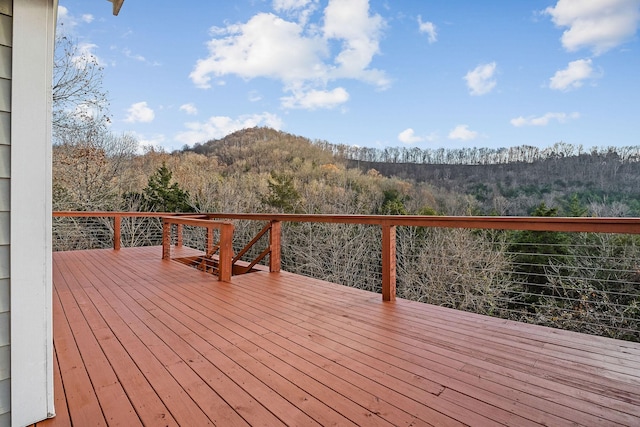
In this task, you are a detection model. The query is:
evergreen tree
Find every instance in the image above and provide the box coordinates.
[131,163,194,212]
[263,171,301,213]
[563,193,588,217]
[379,189,408,215]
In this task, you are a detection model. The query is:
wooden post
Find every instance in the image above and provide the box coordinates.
[205,226,214,256]
[113,215,121,251]
[218,222,234,282]
[381,224,396,302]
[176,224,183,247]
[269,220,281,273]
[162,219,171,260]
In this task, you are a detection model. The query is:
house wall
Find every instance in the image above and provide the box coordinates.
[0,1,12,425]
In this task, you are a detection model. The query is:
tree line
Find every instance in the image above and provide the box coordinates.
[324,140,640,165]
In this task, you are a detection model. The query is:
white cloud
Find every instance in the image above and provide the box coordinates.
[132,132,166,154]
[464,62,497,96]
[273,0,315,10]
[57,6,95,32]
[418,16,437,43]
[71,42,103,68]
[323,0,388,85]
[448,124,478,141]
[190,13,327,88]
[510,112,580,127]
[125,102,155,123]
[397,128,438,144]
[122,48,161,66]
[281,87,349,109]
[249,91,263,102]
[273,0,319,24]
[69,102,108,124]
[549,58,595,91]
[398,128,424,144]
[122,48,147,62]
[57,6,77,30]
[179,103,198,115]
[190,0,388,110]
[57,5,70,20]
[544,0,640,55]
[175,113,284,146]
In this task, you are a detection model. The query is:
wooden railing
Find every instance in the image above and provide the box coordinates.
[53,211,175,250]
[53,212,640,303]
[53,212,640,340]
[195,213,640,302]
[52,212,282,283]
[162,216,282,280]
[161,216,235,282]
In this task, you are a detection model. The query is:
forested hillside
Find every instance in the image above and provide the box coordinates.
[346,149,640,216]
[54,126,640,217]
[188,128,640,217]
[55,127,419,215]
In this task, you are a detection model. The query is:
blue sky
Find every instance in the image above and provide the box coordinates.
[57,0,640,152]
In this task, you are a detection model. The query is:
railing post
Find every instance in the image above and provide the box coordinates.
[113,215,121,250]
[162,218,171,260]
[269,220,281,272]
[206,226,214,256]
[382,224,396,302]
[176,224,183,247]
[218,222,234,282]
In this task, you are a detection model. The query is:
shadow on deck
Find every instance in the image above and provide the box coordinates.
[37,246,640,426]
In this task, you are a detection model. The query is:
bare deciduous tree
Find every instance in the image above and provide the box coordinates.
[397,227,514,315]
[53,35,110,139]
[53,125,137,210]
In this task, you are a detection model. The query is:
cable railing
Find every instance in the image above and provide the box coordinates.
[53,212,167,250]
[52,212,640,341]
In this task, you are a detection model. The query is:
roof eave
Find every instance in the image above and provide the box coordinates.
[109,0,124,16]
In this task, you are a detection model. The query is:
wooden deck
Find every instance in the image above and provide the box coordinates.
[37,246,640,426]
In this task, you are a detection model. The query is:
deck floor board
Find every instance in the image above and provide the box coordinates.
[219,271,639,424]
[34,247,640,426]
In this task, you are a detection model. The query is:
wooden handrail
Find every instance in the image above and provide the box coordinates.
[54,211,640,302]
[53,211,640,233]
[197,213,640,234]
[161,216,235,282]
[53,211,198,217]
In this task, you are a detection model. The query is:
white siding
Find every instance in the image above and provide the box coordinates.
[0,15,9,48]
[0,2,9,424]
[10,0,56,425]
[0,1,10,18]
[0,80,8,113]
[0,46,9,80]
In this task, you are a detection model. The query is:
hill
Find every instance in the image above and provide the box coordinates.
[181,128,640,216]
[184,127,336,174]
